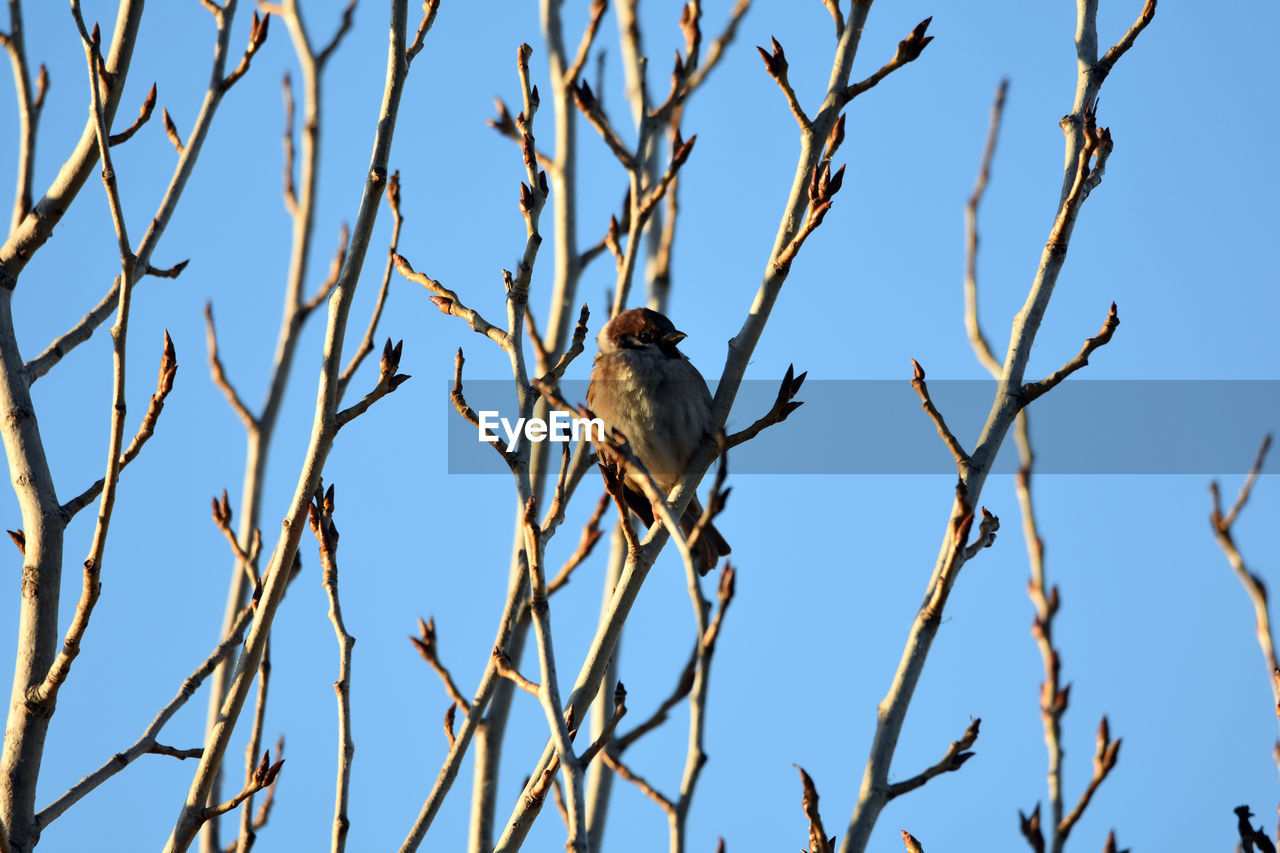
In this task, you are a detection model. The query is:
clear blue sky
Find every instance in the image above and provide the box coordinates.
[1,1,1277,850]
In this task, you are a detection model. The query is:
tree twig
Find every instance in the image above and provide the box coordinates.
[1210,436,1278,744]
[843,18,933,101]
[34,605,255,830]
[885,718,980,799]
[60,332,179,520]
[339,171,402,396]
[204,303,257,429]
[410,617,471,712]
[963,80,1008,376]
[310,485,356,853]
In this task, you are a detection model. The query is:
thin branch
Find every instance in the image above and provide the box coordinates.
[148,743,205,761]
[146,259,189,278]
[842,18,933,102]
[25,277,118,382]
[961,507,999,561]
[545,492,610,596]
[797,766,835,853]
[161,107,184,153]
[282,73,297,214]
[60,332,179,519]
[314,0,356,69]
[1210,436,1279,741]
[447,348,480,429]
[1021,302,1119,405]
[1095,0,1157,83]
[393,253,509,348]
[204,303,257,429]
[210,490,262,591]
[442,705,457,748]
[221,11,270,91]
[564,0,607,86]
[550,777,570,832]
[405,0,440,65]
[409,617,471,712]
[2,0,43,233]
[614,648,695,753]
[309,485,356,853]
[71,11,133,262]
[206,750,285,822]
[34,605,254,829]
[521,495,588,852]
[493,649,540,697]
[725,363,806,449]
[1055,717,1121,845]
[756,37,809,128]
[598,459,643,557]
[236,637,273,853]
[220,736,283,853]
[684,0,751,93]
[820,0,844,39]
[577,681,627,767]
[107,81,156,145]
[1217,434,1272,531]
[572,80,635,169]
[885,718,980,799]
[773,160,845,273]
[909,359,969,473]
[964,80,1008,376]
[486,97,555,168]
[30,7,138,709]
[333,338,409,429]
[339,171,402,396]
[541,304,591,389]
[599,751,673,813]
[301,223,349,316]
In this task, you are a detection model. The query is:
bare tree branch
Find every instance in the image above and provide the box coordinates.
[309,485,356,853]
[1055,717,1121,845]
[885,718,980,799]
[334,337,410,429]
[725,364,805,449]
[339,171,402,396]
[107,81,156,145]
[166,4,430,848]
[843,18,933,102]
[1021,302,1119,405]
[220,11,270,91]
[909,359,969,474]
[60,332,178,520]
[1210,436,1278,745]
[410,617,471,712]
[756,37,809,128]
[28,5,141,714]
[840,6,1155,845]
[204,302,257,430]
[34,605,254,830]
[964,79,1008,376]
[797,766,835,853]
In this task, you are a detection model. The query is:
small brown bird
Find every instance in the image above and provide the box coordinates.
[586,307,730,574]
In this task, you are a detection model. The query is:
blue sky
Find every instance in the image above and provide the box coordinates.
[1,1,1277,850]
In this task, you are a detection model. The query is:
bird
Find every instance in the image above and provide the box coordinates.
[586,307,731,574]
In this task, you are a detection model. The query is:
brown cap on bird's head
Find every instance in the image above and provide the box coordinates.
[598,308,687,356]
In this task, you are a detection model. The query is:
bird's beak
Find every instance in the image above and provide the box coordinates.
[661,330,687,345]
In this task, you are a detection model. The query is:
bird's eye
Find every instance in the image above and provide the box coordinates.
[620,333,650,349]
